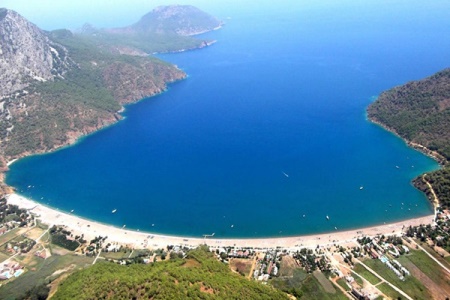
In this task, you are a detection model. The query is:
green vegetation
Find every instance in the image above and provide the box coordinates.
[353,263,381,285]
[49,225,82,251]
[77,5,221,54]
[52,246,289,299]
[81,30,208,54]
[295,275,347,300]
[335,277,349,291]
[414,167,450,209]
[368,68,450,208]
[363,259,432,299]
[376,282,403,299]
[50,234,79,251]
[3,30,185,160]
[1,5,218,164]
[0,197,30,226]
[0,227,20,246]
[368,68,450,160]
[406,220,450,253]
[0,254,94,300]
[270,268,347,299]
[399,249,450,288]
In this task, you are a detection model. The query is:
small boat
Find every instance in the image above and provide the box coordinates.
[282,171,289,178]
[326,215,330,221]
[112,209,117,213]
[70,209,74,213]
[395,166,400,169]
[231,224,234,228]
[122,225,126,228]
[359,186,364,190]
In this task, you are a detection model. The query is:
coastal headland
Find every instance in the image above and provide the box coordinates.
[6,193,435,250]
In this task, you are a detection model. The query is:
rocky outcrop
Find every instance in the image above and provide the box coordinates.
[103,59,186,105]
[0,8,73,97]
[0,5,215,190]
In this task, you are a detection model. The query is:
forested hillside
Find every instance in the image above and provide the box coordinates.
[368,68,450,208]
[0,5,221,189]
[53,246,289,300]
[368,68,450,161]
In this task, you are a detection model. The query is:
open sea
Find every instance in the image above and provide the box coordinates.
[6,1,450,238]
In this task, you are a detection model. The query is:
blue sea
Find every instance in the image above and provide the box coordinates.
[6,1,450,238]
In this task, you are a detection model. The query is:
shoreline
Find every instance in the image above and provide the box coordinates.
[6,193,435,250]
[367,116,447,167]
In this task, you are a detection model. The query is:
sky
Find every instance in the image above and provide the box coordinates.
[1,0,221,30]
[3,0,449,33]
[2,0,352,31]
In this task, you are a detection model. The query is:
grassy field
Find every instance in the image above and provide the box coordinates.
[0,228,20,246]
[101,248,151,260]
[229,258,253,277]
[336,277,350,291]
[271,269,348,299]
[24,226,46,240]
[0,254,94,300]
[0,251,9,262]
[313,270,336,294]
[353,272,364,286]
[398,249,450,293]
[299,275,348,300]
[279,255,298,277]
[353,263,381,285]
[376,282,403,299]
[363,259,431,299]
[101,251,131,260]
[419,242,450,270]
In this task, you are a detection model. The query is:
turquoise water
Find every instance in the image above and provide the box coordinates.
[6,2,450,238]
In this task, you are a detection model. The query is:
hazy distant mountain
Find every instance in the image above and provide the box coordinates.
[130,5,223,36]
[0,8,73,96]
[86,5,223,54]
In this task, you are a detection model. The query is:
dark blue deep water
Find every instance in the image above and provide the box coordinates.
[6,1,450,237]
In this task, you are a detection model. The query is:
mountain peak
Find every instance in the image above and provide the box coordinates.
[132,5,222,36]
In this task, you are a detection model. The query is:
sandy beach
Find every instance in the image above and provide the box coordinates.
[6,193,435,250]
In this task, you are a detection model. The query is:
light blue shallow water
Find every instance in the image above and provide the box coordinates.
[6,2,450,238]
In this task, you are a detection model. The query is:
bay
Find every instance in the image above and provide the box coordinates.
[6,1,450,237]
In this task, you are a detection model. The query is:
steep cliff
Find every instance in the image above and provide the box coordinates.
[0,5,222,193]
[0,9,186,180]
[0,8,73,97]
